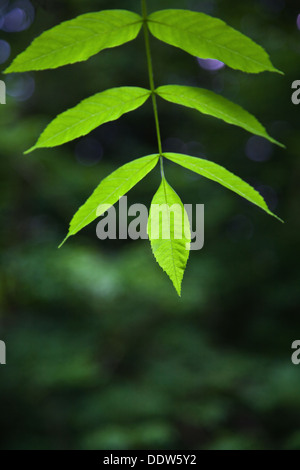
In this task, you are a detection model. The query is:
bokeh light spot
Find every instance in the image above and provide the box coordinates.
[245,136,273,162]
[0,39,11,63]
[197,58,225,72]
[6,73,35,101]
[2,0,34,32]
[75,137,103,167]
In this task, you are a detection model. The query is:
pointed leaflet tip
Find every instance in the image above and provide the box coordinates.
[269,213,284,224]
[24,146,36,155]
[272,140,286,149]
[265,64,284,76]
[58,235,70,249]
[266,135,285,149]
[273,67,284,76]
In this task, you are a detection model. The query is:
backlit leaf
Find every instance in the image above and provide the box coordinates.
[26,87,151,153]
[148,177,191,296]
[60,154,159,247]
[156,85,283,147]
[164,153,283,222]
[148,9,281,74]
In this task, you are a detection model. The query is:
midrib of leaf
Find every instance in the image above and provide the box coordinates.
[148,18,275,71]
[64,156,158,242]
[28,91,150,150]
[160,177,180,291]
[18,19,143,67]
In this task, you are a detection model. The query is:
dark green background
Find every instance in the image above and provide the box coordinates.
[0,0,299,450]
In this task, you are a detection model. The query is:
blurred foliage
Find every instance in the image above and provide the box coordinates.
[0,0,300,450]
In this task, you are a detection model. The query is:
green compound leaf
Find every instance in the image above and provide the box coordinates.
[148,9,282,74]
[156,85,284,147]
[60,154,159,248]
[26,87,151,153]
[148,177,191,296]
[164,153,283,222]
[5,10,143,73]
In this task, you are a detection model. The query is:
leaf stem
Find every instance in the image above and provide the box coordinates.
[142,0,164,177]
